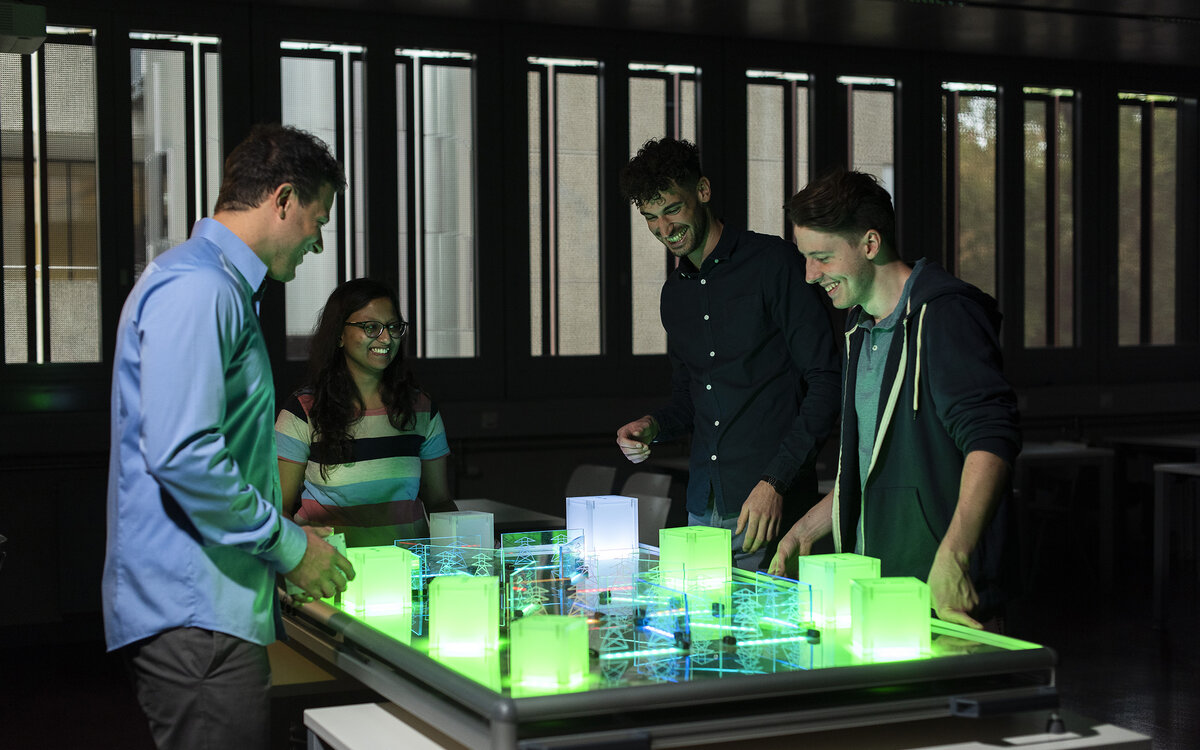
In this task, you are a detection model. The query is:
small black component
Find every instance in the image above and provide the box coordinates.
[1046,712,1066,734]
[722,635,737,646]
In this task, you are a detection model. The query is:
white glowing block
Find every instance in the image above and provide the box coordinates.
[429,510,494,549]
[795,553,881,629]
[566,495,639,557]
[851,576,931,661]
[342,545,417,616]
[429,575,500,656]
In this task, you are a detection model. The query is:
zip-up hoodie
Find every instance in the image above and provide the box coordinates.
[832,260,1020,617]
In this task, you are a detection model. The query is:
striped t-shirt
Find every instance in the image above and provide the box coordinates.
[275,389,450,531]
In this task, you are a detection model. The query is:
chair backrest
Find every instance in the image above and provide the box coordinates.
[619,471,671,498]
[564,463,617,498]
[636,494,673,547]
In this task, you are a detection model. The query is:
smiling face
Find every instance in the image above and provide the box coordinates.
[340,296,402,381]
[794,225,877,311]
[266,182,335,282]
[638,178,713,267]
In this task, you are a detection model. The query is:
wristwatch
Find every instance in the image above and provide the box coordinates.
[760,475,789,494]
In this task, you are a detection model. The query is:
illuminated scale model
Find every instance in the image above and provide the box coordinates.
[283,497,1059,748]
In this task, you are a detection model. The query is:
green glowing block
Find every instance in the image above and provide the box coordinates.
[509,614,589,692]
[566,495,639,557]
[429,510,494,549]
[429,575,500,656]
[658,526,732,590]
[851,576,931,661]
[342,545,417,616]
[795,553,881,629]
[433,650,502,691]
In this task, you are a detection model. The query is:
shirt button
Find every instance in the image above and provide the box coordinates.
[872,345,878,351]
[705,384,712,390]
[709,351,715,357]
[700,279,707,285]
[703,314,709,320]
[710,454,717,461]
[714,420,720,426]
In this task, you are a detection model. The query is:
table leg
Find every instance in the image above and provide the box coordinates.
[1152,470,1168,629]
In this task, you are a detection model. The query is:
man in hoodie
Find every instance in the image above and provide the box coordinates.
[767,168,1020,629]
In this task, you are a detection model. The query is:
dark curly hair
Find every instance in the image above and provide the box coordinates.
[305,278,417,480]
[214,123,347,212]
[620,138,704,208]
[785,167,897,256]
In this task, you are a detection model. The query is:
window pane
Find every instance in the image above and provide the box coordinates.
[527,60,600,357]
[421,63,475,358]
[396,50,476,360]
[281,54,341,356]
[1022,90,1075,348]
[1,52,28,363]
[204,51,222,217]
[628,65,699,356]
[1116,103,1142,346]
[850,88,895,198]
[944,87,997,296]
[131,49,189,271]
[1117,94,1178,347]
[43,39,101,363]
[1150,105,1176,346]
[747,71,810,239]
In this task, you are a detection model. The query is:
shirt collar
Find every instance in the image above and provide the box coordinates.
[678,222,737,279]
[192,217,269,296]
[856,257,926,330]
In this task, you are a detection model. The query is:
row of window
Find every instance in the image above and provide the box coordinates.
[0,25,1192,367]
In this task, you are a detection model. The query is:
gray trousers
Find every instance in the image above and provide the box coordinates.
[124,627,271,750]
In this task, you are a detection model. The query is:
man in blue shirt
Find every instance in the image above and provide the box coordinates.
[104,124,353,749]
[768,169,1019,629]
[615,138,841,570]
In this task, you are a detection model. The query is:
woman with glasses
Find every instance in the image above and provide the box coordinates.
[275,278,456,547]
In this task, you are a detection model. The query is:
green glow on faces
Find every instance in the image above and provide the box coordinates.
[851,577,932,662]
[342,545,417,616]
[795,553,881,629]
[430,575,500,656]
[509,614,589,690]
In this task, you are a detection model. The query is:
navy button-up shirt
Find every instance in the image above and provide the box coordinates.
[650,226,841,517]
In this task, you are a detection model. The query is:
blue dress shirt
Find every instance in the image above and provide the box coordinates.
[103,217,308,651]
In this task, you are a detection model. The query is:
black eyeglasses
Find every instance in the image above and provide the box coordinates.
[343,320,409,339]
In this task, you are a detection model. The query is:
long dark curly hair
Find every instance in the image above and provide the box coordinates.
[306,278,417,480]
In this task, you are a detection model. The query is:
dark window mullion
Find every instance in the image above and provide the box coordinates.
[537,67,553,356]
[183,43,198,232]
[944,91,961,278]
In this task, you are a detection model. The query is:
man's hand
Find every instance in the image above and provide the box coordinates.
[766,522,810,577]
[927,546,982,629]
[616,416,659,464]
[284,526,355,601]
[766,492,833,577]
[734,480,783,554]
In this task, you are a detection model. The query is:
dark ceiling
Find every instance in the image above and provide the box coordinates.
[257,0,1200,67]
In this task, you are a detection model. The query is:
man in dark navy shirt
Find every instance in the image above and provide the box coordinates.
[615,138,841,570]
